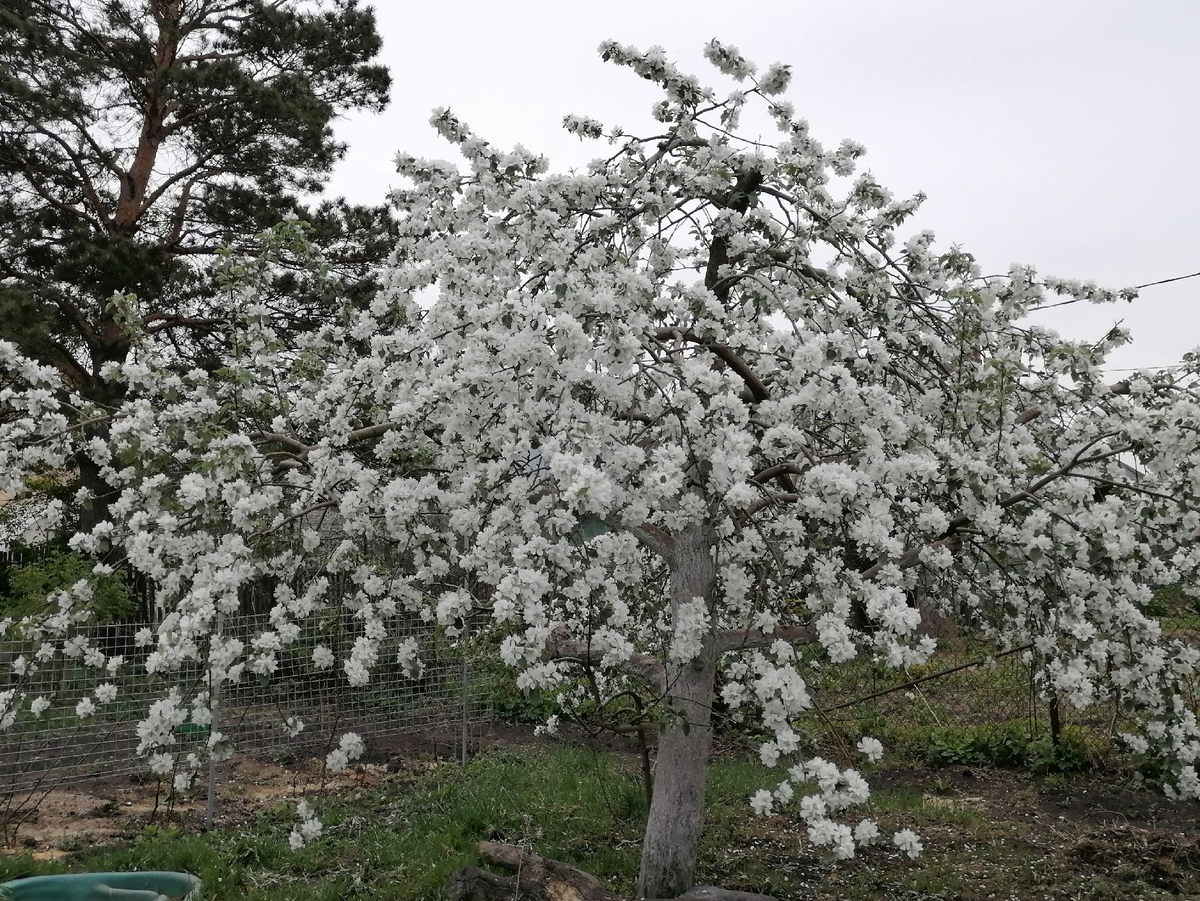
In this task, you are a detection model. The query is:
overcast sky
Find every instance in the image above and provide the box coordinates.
[324,0,1199,373]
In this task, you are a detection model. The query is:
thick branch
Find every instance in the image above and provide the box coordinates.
[550,630,666,689]
[736,492,798,521]
[653,327,769,402]
[600,516,676,558]
[346,422,397,444]
[142,313,229,335]
[461,842,778,901]
[749,461,808,484]
[714,625,815,654]
[250,432,311,458]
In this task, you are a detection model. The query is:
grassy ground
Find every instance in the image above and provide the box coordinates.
[1,737,1198,900]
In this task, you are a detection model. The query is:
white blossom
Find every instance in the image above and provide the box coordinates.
[311,645,335,671]
[758,62,792,95]
[856,737,884,763]
[893,829,923,859]
[326,732,365,773]
[750,789,774,816]
[94,683,118,704]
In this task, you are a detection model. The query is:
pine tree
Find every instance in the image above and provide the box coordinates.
[0,0,394,523]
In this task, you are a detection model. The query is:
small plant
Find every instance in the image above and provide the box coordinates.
[927,729,981,766]
[486,673,560,725]
[901,722,1097,774]
[981,724,1034,768]
[1029,727,1098,775]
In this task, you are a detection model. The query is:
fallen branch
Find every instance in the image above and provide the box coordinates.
[445,841,615,900]
[445,842,779,901]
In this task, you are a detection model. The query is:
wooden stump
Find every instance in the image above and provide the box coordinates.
[444,842,778,901]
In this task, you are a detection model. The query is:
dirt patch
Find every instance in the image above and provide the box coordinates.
[1072,828,1200,894]
[0,753,394,852]
[1036,779,1200,833]
[868,763,1200,833]
[805,764,1200,899]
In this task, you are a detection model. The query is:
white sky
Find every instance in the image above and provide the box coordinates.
[325,0,1199,373]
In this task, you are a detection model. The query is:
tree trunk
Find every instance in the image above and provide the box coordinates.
[638,523,719,899]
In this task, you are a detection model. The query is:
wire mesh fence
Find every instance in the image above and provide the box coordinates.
[4,541,1200,798]
[0,611,490,797]
[808,599,1200,747]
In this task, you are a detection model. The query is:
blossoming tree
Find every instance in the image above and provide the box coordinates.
[3,40,1200,899]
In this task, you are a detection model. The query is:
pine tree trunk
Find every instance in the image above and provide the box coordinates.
[637,523,718,899]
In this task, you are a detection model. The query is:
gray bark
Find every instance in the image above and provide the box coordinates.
[637,522,719,899]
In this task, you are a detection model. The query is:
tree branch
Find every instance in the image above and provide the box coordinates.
[550,630,666,688]
[346,423,397,444]
[142,313,229,335]
[599,517,676,558]
[858,438,1134,582]
[653,327,769,402]
[250,432,311,459]
[714,625,815,654]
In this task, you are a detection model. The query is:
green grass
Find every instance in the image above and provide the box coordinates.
[0,746,776,899]
[1,743,1195,900]
[0,746,655,900]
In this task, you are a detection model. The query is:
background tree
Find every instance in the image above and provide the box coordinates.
[2,40,1200,901]
[0,0,394,524]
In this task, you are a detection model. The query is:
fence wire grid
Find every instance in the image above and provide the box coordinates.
[3,543,1200,797]
[0,610,490,796]
[807,603,1200,746]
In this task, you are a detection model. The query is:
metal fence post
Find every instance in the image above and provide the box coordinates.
[205,611,223,829]
[460,618,470,767]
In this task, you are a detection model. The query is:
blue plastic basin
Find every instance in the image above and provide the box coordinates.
[0,871,202,900]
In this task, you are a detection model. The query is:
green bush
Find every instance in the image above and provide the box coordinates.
[926,728,984,766]
[863,721,1096,774]
[1,551,139,622]
[478,657,559,725]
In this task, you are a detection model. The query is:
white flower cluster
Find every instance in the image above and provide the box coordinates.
[325,732,365,774]
[289,800,323,850]
[396,637,424,680]
[751,756,891,860]
[856,737,884,764]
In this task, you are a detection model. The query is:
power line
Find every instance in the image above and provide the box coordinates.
[1029,268,1200,312]
[1129,270,1200,291]
[1097,365,1187,373]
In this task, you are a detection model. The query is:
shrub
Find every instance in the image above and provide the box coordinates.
[2,551,138,623]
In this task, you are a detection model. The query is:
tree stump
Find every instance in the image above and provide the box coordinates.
[444,842,778,901]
